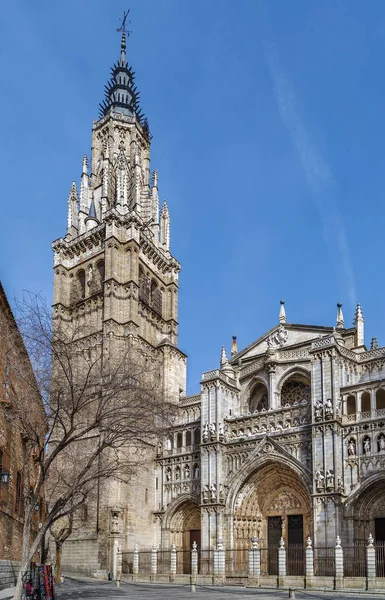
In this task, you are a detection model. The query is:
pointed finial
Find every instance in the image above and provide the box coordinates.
[231,336,237,356]
[370,337,378,350]
[279,537,285,548]
[354,303,364,322]
[88,200,97,219]
[279,300,286,324]
[220,346,228,367]
[336,303,344,328]
[307,537,312,548]
[336,536,341,547]
[368,533,374,547]
[82,155,88,175]
[152,170,158,189]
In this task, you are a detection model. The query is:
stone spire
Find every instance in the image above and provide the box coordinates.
[98,31,145,124]
[67,181,79,236]
[231,336,238,356]
[220,346,228,367]
[354,303,365,348]
[160,201,170,251]
[85,200,99,232]
[279,300,286,324]
[336,303,344,328]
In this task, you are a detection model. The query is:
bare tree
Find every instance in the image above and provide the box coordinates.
[6,294,174,600]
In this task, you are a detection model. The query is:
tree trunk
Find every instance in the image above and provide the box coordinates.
[55,542,62,584]
[13,509,44,600]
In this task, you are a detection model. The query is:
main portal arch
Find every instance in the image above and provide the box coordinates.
[230,460,311,550]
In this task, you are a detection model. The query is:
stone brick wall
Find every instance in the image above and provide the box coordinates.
[0,559,20,590]
[60,535,100,575]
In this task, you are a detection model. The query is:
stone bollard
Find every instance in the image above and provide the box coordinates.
[133,543,139,577]
[191,541,198,577]
[289,589,296,598]
[213,539,225,583]
[170,543,177,581]
[116,545,122,587]
[334,536,344,590]
[151,545,157,580]
[366,533,376,590]
[305,536,314,588]
[278,537,286,588]
[248,536,261,586]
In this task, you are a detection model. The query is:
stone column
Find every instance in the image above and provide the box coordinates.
[366,533,376,590]
[266,358,277,410]
[116,545,122,587]
[356,392,362,419]
[170,543,177,581]
[248,536,261,585]
[370,389,376,419]
[213,539,225,583]
[182,430,187,449]
[133,544,139,576]
[151,545,157,580]
[191,541,198,577]
[334,536,344,590]
[278,537,286,588]
[305,537,314,588]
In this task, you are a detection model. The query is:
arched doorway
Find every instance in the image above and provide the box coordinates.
[351,477,385,542]
[167,500,200,574]
[233,461,311,575]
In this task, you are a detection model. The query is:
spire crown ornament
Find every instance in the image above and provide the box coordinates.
[220,346,228,367]
[231,336,238,356]
[336,303,344,328]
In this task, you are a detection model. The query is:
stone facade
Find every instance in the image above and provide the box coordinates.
[55,33,385,575]
[0,283,44,586]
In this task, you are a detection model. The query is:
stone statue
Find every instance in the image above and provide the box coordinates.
[326,470,334,490]
[157,441,162,456]
[111,511,119,534]
[202,485,209,503]
[194,464,200,479]
[202,422,209,442]
[315,400,323,421]
[165,467,172,482]
[210,483,216,500]
[337,476,345,493]
[184,464,190,479]
[219,484,224,501]
[324,398,333,419]
[209,422,216,441]
[364,438,371,455]
[218,423,224,440]
[175,466,181,480]
[379,436,385,452]
[348,439,356,456]
[336,398,342,417]
[315,471,324,491]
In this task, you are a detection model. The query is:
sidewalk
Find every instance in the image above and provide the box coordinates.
[0,587,15,600]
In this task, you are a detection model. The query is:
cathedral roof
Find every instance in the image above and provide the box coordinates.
[98,31,145,124]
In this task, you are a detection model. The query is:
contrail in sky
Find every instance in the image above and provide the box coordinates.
[265,44,356,309]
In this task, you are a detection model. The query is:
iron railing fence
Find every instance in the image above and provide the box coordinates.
[121,552,134,574]
[225,549,249,576]
[138,551,152,574]
[199,550,214,575]
[376,541,385,578]
[176,550,191,574]
[259,547,278,576]
[287,544,305,576]
[157,550,171,575]
[344,544,366,578]
[313,547,335,577]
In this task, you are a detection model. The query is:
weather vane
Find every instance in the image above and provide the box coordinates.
[117,10,131,37]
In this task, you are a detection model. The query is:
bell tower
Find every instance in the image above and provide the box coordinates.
[52,29,186,400]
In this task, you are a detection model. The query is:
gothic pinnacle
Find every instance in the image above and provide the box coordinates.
[82,155,88,175]
[279,300,286,324]
[354,303,365,348]
[220,346,228,367]
[336,303,344,328]
[231,336,238,356]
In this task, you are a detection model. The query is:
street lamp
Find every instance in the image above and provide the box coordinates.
[0,469,10,486]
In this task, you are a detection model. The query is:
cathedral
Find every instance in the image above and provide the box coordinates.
[54,30,385,576]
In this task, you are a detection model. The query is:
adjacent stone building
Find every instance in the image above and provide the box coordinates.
[0,282,45,588]
[56,32,385,575]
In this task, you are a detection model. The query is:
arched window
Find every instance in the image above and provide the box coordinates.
[376,389,385,410]
[150,279,162,315]
[176,432,183,448]
[77,269,86,299]
[347,395,356,415]
[195,428,200,445]
[97,260,105,290]
[186,431,191,446]
[361,392,371,413]
[281,373,310,407]
[248,382,268,413]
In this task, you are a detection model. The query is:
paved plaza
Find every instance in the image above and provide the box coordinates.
[51,577,385,600]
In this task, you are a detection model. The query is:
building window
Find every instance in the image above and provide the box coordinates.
[96,260,105,291]
[281,374,311,407]
[77,269,86,300]
[361,392,371,413]
[15,471,23,515]
[186,431,191,446]
[249,382,268,413]
[376,389,385,410]
[176,432,183,448]
[347,395,356,415]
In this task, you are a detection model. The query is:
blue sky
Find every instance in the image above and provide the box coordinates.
[1,1,385,394]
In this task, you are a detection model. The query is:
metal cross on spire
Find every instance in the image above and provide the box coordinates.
[117,9,131,37]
